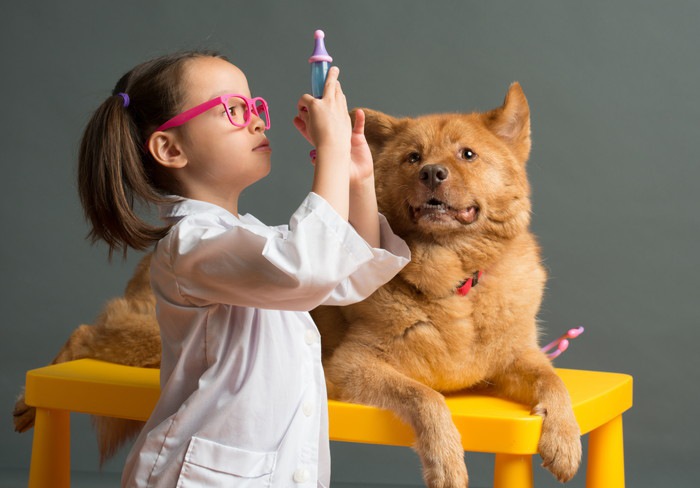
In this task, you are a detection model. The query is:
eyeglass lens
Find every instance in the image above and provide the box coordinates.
[225,97,268,127]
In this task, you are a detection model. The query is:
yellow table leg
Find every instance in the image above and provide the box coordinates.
[586,414,625,488]
[28,408,70,488]
[494,453,533,488]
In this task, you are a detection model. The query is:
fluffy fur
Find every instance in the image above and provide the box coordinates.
[13,83,581,486]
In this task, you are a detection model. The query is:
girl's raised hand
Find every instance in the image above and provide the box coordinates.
[293,67,351,154]
[349,109,374,186]
[294,67,352,220]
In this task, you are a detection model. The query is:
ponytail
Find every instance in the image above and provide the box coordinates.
[77,51,225,258]
[78,93,170,258]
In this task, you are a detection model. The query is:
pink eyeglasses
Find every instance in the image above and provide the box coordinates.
[154,94,270,133]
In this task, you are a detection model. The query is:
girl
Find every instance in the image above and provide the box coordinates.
[78,51,409,487]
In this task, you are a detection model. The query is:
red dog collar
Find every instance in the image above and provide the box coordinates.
[456,271,483,296]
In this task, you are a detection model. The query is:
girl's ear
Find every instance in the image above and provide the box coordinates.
[148,131,188,169]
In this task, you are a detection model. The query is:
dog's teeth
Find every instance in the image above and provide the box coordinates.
[423,200,445,210]
[424,199,444,208]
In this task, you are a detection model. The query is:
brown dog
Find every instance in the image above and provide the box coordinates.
[14,83,581,485]
[312,83,581,486]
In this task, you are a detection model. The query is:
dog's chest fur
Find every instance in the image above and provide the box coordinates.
[319,231,545,393]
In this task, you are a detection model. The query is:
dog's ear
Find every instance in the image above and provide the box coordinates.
[482,82,531,162]
[351,108,403,154]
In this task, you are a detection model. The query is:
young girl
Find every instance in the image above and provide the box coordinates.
[78,51,409,487]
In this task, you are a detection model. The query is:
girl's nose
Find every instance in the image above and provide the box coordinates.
[249,113,266,133]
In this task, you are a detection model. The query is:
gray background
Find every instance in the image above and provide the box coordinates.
[1,1,698,487]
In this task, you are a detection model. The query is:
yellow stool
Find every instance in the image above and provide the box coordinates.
[24,359,632,488]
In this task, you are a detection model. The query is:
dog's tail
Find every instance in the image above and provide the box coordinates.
[13,397,143,465]
[93,416,145,465]
[12,252,159,462]
[13,400,143,464]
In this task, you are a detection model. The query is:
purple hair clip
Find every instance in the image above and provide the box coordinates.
[118,92,130,108]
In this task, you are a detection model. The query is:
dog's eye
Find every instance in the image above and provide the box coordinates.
[407,152,422,164]
[460,148,478,162]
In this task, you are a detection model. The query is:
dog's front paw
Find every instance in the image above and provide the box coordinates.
[533,404,582,482]
[423,455,469,488]
[419,424,469,488]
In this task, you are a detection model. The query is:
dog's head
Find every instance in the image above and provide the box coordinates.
[358,83,533,246]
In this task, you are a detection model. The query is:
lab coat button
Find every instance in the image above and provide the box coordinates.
[303,401,314,417]
[304,329,317,345]
[293,468,310,483]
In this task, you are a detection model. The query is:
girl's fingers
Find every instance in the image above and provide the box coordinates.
[293,116,305,133]
[322,66,340,99]
[297,94,315,113]
[295,111,310,132]
[352,109,365,135]
[293,116,314,145]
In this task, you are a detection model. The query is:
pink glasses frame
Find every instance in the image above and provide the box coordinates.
[154,94,270,133]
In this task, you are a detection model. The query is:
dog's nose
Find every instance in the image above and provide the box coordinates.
[419,164,449,190]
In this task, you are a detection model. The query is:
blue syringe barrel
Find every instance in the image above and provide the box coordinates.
[309,30,333,99]
[311,61,330,98]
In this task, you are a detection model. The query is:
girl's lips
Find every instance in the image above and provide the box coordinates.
[253,139,271,152]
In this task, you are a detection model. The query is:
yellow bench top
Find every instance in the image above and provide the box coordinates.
[25,359,632,455]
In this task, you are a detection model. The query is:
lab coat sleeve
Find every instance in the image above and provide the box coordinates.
[321,213,410,306]
[157,193,406,312]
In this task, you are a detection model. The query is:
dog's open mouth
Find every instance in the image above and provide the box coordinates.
[410,198,480,225]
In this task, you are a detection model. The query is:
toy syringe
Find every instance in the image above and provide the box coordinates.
[309,30,333,98]
[308,30,333,162]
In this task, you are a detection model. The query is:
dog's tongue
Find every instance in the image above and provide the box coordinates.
[455,207,477,224]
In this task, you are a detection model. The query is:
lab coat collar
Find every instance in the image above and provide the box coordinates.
[159,196,256,225]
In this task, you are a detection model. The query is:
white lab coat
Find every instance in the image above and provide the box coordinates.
[121,192,410,488]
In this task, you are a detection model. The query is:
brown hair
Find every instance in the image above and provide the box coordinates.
[78,50,225,258]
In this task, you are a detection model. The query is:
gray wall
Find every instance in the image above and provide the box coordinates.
[2,1,698,487]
